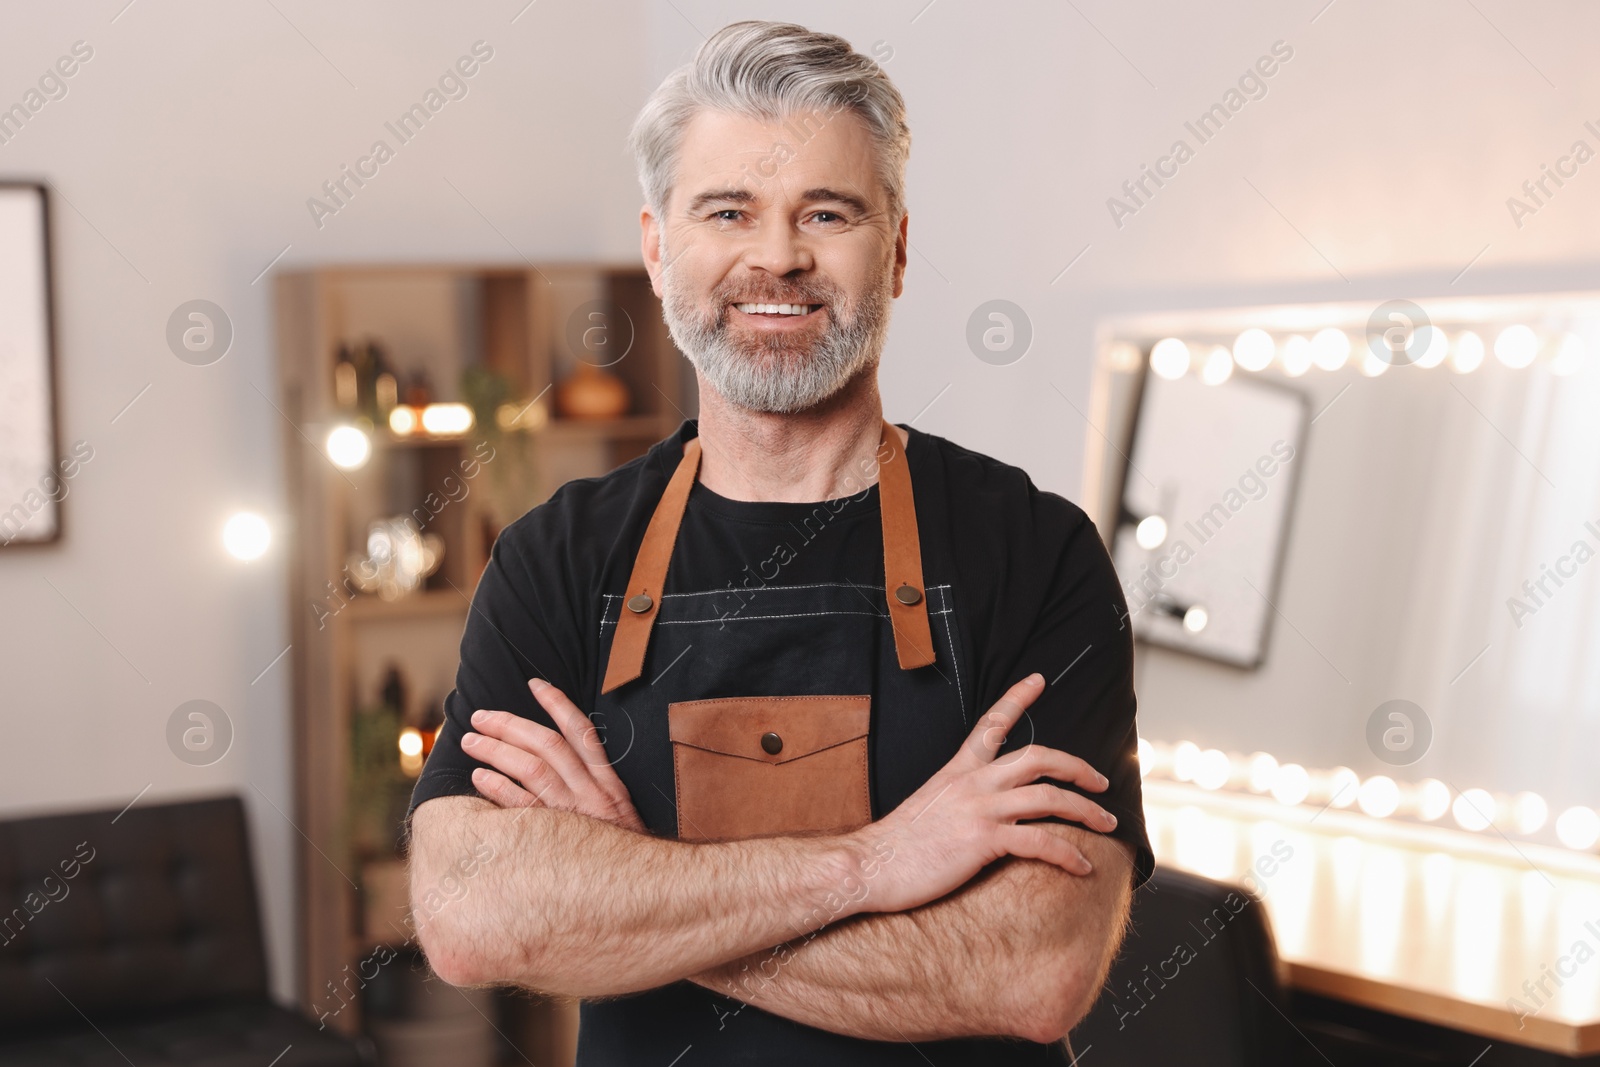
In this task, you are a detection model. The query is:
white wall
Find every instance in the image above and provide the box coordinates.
[0,0,654,1003]
[7,0,1600,1005]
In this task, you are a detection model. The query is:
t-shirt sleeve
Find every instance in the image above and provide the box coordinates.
[406,509,587,820]
[989,488,1156,890]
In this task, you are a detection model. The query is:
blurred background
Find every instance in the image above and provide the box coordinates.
[4,1,1600,1064]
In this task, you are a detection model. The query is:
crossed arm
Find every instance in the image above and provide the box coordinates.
[688,825,1134,1043]
[414,676,1136,1045]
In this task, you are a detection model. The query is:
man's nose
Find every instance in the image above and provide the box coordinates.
[742,216,814,277]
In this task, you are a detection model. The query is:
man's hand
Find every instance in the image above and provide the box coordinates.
[461,677,647,834]
[847,672,1120,914]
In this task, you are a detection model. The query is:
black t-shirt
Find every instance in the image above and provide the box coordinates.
[409,418,1154,1062]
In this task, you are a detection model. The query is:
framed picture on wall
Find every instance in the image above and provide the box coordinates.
[0,183,62,547]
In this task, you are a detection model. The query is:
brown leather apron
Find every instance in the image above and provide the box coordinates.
[599,419,937,841]
[577,420,1076,1065]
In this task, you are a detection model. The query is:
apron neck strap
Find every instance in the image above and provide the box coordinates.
[600,420,934,695]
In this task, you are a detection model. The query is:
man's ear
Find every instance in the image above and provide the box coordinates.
[641,205,665,298]
[892,211,909,299]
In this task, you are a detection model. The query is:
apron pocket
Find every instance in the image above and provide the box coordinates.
[668,695,872,842]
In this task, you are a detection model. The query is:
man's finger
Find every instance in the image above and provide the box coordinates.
[986,744,1108,793]
[992,782,1118,832]
[471,766,540,809]
[529,678,635,809]
[463,729,576,808]
[962,673,1045,763]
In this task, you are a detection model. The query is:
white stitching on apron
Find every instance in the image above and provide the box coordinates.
[597,583,967,726]
[657,607,955,625]
[599,583,955,629]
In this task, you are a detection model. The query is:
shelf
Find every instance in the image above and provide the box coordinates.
[277,263,693,1038]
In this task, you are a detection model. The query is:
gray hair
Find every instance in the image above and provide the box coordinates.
[628,21,910,225]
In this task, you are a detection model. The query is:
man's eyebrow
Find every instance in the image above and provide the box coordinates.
[685,188,756,214]
[798,187,873,216]
[684,186,875,216]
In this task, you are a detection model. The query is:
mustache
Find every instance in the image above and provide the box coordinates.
[715,281,835,306]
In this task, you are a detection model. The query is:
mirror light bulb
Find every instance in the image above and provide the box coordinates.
[1311,328,1351,371]
[1415,327,1450,368]
[1494,324,1539,368]
[1233,329,1275,372]
[1246,752,1278,793]
[1452,788,1496,831]
[1281,335,1313,377]
[1417,779,1451,821]
[1195,749,1231,790]
[1172,741,1201,782]
[1357,775,1400,818]
[1271,763,1310,805]
[1201,345,1234,386]
[1451,331,1485,374]
[1151,338,1190,380]
[1329,767,1360,807]
[1512,791,1548,835]
[1552,333,1587,376]
[1556,806,1600,851]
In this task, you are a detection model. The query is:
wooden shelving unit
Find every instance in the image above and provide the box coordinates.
[274,264,695,1054]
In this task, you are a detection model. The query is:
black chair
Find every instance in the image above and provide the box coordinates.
[0,794,368,1066]
[1069,866,1299,1066]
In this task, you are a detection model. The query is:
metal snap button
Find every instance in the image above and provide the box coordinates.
[626,593,654,613]
[761,731,783,755]
[894,583,922,606]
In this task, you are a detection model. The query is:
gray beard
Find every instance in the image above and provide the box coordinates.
[659,255,893,414]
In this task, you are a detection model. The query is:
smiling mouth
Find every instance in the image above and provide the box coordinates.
[731,302,824,317]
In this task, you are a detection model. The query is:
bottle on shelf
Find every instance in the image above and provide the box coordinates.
[333,342,358,411]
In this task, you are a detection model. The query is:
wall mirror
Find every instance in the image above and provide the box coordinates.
[1087,293,1600,854]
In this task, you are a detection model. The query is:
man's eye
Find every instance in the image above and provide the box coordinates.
[712,209,743,221]
[812,211,844,224]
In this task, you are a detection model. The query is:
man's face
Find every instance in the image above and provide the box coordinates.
[641,108,908,414]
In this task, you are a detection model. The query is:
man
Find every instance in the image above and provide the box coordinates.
[408,20,1154,1065]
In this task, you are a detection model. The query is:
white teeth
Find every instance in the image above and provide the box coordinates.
[734,302,814,316]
